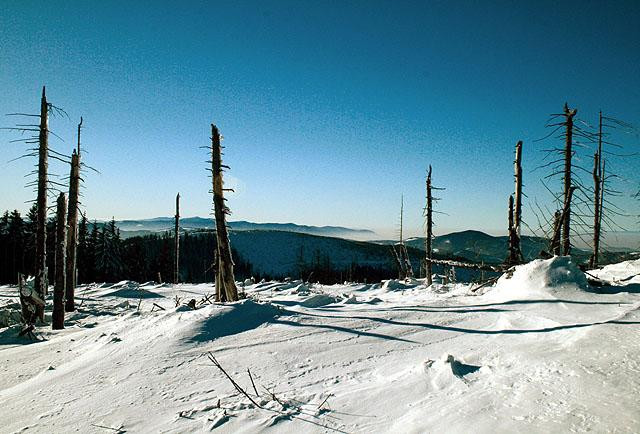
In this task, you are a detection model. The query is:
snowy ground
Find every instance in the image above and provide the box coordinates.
[1,257,639,433]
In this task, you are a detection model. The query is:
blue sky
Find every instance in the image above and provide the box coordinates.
[1,0,639,238]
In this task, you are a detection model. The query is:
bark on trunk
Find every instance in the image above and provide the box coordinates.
[35,86,49,322]
[211,124,238,302]
[513,140,523,262]
[174,193,180,284]
[590,152,601,268]
[425,165,433,285]
[562,104,577,255]
[65,124,81,312]
[507,195,518,264]
[53,193,67,330]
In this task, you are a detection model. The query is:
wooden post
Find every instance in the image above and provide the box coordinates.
[65,117,82,312]
[174,193,180,284]
[35,86,49,322]
[562,103,577,255]
[211,124,238,302]
[425,166,433,285]
[52,193,67,330]
[513,140,523,262]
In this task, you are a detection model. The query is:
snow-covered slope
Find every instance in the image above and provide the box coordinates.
[1,257,639,433]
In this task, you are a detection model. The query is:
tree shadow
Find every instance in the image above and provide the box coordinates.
[188,300,285,343]
[272,318,419,344]
[587,283,640,294]
[293,310,640,336]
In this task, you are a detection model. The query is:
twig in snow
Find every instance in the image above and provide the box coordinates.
[317,393,333,409]
[151,303,166,312]
[90,423,126,433]
[247,368,259,396]
[207,352,263,408]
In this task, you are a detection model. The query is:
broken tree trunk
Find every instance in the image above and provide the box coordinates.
[562,104,577,256]
[174,193,180,284]
[425,165,433,285]
[550,211,562,256]
[65,117,82,312]
[513,140,523,262]
[35,86,49,322]
[550,186,576,256]
[211,124,238,302]
[53,193,67,330]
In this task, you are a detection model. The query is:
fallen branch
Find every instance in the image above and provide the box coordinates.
[317,393,333,409]
[470,276,500,293]
[207,353,263,408]
[247,368,259,396]
[151,303,166,312]
[426,258,503,272]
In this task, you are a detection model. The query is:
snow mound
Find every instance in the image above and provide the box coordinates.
[487,256,588,301]
[590,259,640,284]
[300,293,339,307]
[381,279,420,291]
[187,299,281,342]
[423,353,482,390]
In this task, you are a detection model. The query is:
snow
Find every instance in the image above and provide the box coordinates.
[1,257,640,433]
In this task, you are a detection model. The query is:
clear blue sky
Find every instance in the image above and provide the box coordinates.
[1,0,639,238]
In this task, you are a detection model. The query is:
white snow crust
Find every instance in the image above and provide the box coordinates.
[1,257,639,433]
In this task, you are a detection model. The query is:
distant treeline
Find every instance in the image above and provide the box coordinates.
[0,208,398,285]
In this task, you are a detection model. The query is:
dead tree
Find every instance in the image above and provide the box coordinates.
[549,211,562,256]
[174,192,180,284]
[65,117,82,312]
[3,87,71,322]
[52,193,67,330]
[589,151,602,268]
[425,166,433,285]
[34,87,50,322]
[211,124,238,302]
[561,104,577,255]
[512,141,524,262]
[392,195,413,279]
[506,195,518,264]
[548,186,577,256]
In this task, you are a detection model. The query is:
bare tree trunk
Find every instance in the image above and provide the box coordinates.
[507,195,517,264]
[53,193,67,330]
[550,186,576,256]
[211,124,238,302]
[65,117,82,312]
[425,165,433,285]
[590,152,601,268]
[35,87,49,323]
[562,104,577,255]
[550,211,562,256]
[174,193,180,284]
[214,248,224,302]
[589,111,604,269]
[513,140,523,262]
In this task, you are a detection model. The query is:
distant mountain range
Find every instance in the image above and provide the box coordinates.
[114,217,376,240]
[374,230,636,265]
[110,219,636,276]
